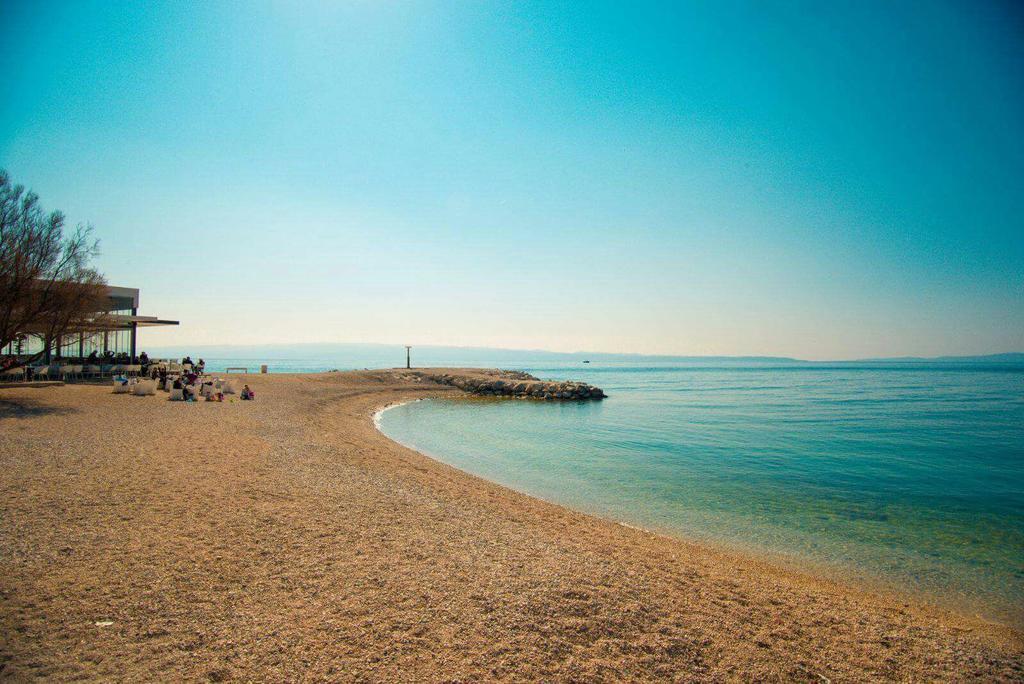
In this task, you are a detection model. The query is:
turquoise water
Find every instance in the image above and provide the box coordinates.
[378,362,1024,627]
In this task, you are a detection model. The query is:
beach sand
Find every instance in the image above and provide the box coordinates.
[1,370,1021,681]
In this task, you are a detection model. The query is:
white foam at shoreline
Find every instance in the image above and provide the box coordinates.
[372,398,424,429]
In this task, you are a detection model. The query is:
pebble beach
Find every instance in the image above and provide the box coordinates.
[1,370,1022,681]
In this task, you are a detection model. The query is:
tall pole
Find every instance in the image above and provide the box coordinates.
[405,345,411,369]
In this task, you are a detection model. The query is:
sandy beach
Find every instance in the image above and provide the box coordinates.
[1,369,1021,681]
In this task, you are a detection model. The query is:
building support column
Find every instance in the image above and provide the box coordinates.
[130,308,138,360]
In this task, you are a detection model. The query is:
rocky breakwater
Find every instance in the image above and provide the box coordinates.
[417,369,606,401]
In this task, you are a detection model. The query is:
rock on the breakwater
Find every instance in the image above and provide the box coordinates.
[414,370,606,401]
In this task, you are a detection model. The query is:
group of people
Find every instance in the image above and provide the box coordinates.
[141,357,252,402]
[84,350,131,365]
[178,355,206,374]
[65,349,142,367]
[74,351,209,376]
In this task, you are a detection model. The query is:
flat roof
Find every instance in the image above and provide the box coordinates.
[105,314,179,328]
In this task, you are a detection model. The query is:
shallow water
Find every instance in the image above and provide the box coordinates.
[377,362,1024,627]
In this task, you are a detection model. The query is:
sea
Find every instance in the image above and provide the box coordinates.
[150,344,1024,626]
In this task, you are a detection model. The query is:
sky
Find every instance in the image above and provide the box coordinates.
[1,0,1022,360]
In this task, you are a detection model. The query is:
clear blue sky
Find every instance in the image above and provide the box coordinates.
[2,1,1022,359]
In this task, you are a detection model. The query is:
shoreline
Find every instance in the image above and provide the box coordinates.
[371,397,424,430]
[373,396,1020,633]
[2,369,1021,680]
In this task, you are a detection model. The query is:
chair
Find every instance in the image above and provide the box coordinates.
[1,367,25,382]
[133,380,156,396]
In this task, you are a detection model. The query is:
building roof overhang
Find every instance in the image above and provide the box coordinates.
[15,315,179,335]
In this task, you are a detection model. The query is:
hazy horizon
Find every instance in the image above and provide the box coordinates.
[3,1,1022,360]
[140,340,1024,365]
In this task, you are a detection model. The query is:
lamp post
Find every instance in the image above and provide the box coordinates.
[405,345,412,369]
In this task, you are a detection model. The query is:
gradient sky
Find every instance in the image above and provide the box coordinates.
[2,1,1022,359]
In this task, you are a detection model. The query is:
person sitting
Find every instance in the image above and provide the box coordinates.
[196,359,206,374]
[139,351,149,366]
[182,356,193,367]
[241,384,254,400]
[87,350,99,364]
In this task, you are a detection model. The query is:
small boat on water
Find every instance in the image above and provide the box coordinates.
[583,360,591,364]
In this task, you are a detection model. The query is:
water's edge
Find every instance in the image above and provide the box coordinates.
[371,398,1015,630]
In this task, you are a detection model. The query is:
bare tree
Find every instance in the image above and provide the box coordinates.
[0,169,110,370]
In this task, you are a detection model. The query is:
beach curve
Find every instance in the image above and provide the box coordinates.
[1,369,1021,681]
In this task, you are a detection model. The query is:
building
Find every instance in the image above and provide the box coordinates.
[1,284,178,362]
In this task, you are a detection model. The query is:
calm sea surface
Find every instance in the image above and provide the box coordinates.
[374,362,1024,627]
[148,346,1024,625]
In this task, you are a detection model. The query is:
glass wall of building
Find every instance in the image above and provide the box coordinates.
[2,328,133,359]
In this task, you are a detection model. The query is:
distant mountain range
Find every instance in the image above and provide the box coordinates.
[851,352,1024,364]
[144,342,1024,365]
